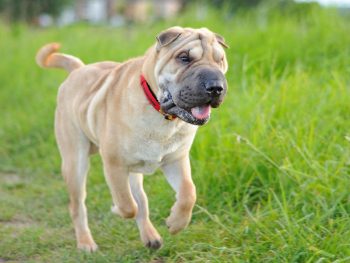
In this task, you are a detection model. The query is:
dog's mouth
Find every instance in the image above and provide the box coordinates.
[191,105,211,120]
[160,90,211,126]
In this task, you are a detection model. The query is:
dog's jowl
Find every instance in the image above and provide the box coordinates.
[36,26,228,251]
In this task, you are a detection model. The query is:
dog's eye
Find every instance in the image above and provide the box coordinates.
[177,52,191,64]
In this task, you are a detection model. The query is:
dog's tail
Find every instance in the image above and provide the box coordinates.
[36,43,84,73]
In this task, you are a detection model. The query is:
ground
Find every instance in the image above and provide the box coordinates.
[1,4,350,262]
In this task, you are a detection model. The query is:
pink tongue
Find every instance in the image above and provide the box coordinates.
[191,105,211,120]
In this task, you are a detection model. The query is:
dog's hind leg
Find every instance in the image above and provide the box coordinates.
[129,173,162,249]
[55,109,97,252]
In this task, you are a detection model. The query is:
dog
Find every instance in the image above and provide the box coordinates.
[36,26,228,251]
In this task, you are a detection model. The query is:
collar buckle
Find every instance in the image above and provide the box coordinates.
[140,75,177,121]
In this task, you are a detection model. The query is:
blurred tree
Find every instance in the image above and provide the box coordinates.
[0,0,73,23]
[182,0,297,12]
[106,0,117,21]
[75,0,88,21]
[211,0,263,9]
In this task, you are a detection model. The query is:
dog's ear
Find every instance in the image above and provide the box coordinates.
[156,27,182,51]
[215,33,229,49]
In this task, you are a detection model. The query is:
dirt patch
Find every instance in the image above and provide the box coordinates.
[0,173,26,190]
[1,173,21,183]
[0,215,35,228]
[0,259,20,263]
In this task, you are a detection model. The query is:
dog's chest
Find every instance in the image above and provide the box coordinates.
[126,121,197,174]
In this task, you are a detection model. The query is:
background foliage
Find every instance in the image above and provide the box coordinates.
[0,3,350,262]
[0,0,72,22]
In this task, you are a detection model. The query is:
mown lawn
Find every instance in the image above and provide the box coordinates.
[1,4,350,262]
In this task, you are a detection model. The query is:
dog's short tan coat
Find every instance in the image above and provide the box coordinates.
[36,27,228,251]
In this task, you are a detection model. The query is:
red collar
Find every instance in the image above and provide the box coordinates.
[140,75,176,120]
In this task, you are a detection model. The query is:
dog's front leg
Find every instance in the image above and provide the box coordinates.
[129,173,162,249]
[101,153,138,218]
[162,155,197,234]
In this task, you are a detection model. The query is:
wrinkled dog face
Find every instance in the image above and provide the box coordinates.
[155,27,229,125]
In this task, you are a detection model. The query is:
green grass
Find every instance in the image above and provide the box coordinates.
[1,4,350,262]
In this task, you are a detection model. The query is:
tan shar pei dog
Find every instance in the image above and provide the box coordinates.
[36,26,228,251]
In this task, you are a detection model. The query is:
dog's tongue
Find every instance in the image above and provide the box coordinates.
[191,105,211,120]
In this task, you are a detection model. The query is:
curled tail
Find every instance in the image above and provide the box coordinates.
[36,43,84,73]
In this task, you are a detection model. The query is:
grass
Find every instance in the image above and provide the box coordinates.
[1,3,350,262]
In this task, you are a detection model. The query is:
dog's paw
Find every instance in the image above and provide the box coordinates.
[140,223,163,250]
[77,236,98,252]
[78,242,98,252]
[145,239,162,250]
[166,210,191,235]
[111,203,137,219]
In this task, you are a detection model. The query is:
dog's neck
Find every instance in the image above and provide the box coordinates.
[140,74,176,121]
[141,45,159,97]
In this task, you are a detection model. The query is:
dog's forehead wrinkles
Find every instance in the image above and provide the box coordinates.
[197,32,213,59]
[212,43,225,62]
[154,33,197,77]
[155,37,200,78]
[189,46,203,61]
[198,32,226,65]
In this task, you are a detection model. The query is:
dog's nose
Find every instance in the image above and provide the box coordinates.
[205,80,224,96]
